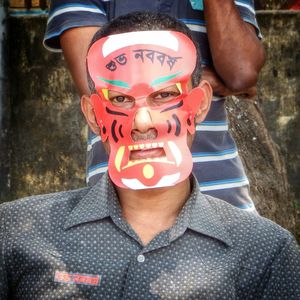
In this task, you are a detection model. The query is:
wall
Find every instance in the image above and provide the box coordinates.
[6,16,86,201]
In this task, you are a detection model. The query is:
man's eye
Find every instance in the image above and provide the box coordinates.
[154,91,180,99]
[109,94,134,109]
[110,95,128,103]
[160,92,172,98]
[115,96,126,103]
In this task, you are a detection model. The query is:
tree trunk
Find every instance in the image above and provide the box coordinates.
[227,97,297,234]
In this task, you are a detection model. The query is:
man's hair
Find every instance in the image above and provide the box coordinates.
[87,11,202,93]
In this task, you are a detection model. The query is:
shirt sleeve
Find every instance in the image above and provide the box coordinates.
[0,204,8,299]
[44,0,108,52]
[234,0,262,38]
[261,236,300,299]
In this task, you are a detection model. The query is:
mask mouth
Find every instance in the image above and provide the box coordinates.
[123,142,170,169]
[114,140,183,172]
[129,142,166,161]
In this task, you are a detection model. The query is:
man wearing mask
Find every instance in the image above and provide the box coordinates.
[44,1,265,211]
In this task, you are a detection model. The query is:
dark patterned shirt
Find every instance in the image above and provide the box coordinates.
[0,174,299,299]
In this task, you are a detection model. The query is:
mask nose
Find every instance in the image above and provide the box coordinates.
[131,107,157,140]
[134,107,153,132]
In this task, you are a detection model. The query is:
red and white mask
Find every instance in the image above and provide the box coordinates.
[87,31,204,189]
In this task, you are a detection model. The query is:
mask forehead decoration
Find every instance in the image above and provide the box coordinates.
[87,31,204,189]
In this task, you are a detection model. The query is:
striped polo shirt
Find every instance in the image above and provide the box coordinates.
[44,0,261,211]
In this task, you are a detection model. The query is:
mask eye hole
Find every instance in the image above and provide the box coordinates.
[108,90,135,109]
[148,84,181,106]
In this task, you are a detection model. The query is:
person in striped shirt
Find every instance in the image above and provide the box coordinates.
[44,0,265,211]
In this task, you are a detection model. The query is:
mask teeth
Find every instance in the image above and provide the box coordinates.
[167,141,182,166]
[176,82,183,94]
[124,156,173,168]
[128,142,165,151]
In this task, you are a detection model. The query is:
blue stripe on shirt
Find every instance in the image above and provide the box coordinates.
[192,148,237,157]
[200,121,228,126]
[89,162,108,172]
[179,18,206,25]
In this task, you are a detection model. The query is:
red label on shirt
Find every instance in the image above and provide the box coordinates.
[54,271,100,286]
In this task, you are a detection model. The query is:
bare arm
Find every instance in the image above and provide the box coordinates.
[202,66,257,98]
[60,26,100,97]
[203,0,266,93]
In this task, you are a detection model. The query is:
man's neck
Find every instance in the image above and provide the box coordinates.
[116,178,191,245]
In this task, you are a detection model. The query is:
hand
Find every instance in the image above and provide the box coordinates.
[201,66,257,99]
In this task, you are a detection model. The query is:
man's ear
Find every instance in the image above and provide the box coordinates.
[81,94,100,135]
[195,80,212,123]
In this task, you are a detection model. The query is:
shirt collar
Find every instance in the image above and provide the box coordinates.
[168,175,232,247]
[64,173,232,247]
[64,173,118,229]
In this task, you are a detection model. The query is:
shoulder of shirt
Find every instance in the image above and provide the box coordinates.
[0,187,91,220]
[202,193,295,246]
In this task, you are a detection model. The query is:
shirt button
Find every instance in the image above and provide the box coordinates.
[137,254,145,263]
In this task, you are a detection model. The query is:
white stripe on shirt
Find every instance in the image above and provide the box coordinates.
[196,124,229,131]
[192,151,238,162]
[186,24,207,33]
[212,96,224,101]
[88,165,108,179]
[242,205,256,212]
[234,1,256,15]
[200,178,249,192]
[47,6,105,24]
[87,136,101,151]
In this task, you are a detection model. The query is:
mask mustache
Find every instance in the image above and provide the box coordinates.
[131,128,158,142]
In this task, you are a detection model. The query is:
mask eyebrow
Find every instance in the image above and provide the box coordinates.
[160,100,183,113]
[97,76,130,89]
[150,71,182,87]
